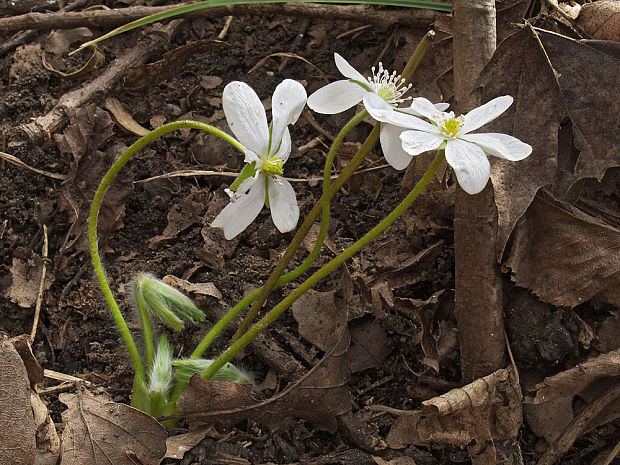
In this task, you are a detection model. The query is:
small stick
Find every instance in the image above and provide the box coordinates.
[30,224,48,343]
[217,15,234,40]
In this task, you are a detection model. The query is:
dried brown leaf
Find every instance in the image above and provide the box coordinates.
[178,333,352,432]
[524,348,620,443]
[386,367,522,462]
[162,274,222,300]
[54,106,133,267]
[5,249,53,308]
[577,0,620,41]
[104,96,150,136]
[0,341,36,465]
[475,26,620,260]
[59,391,167,465]
[164,428,212,460]
[124,40,227,91]
[504,192,620,307]
[148,190,209,246]
[31,392,60,465]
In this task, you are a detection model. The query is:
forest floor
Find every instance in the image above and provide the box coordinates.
[1,1,619,464]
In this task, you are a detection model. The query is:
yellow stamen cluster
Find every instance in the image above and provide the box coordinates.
[262,157,284,177]
[436,113,465,138]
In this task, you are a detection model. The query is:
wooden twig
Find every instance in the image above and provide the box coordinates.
[0,3,437,35]
[30,224,48,343]
[17,21,182,143]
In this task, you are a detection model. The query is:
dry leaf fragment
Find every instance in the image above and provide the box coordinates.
[0,341,36,465]
[386,367,522,463]
[148,190,209,246]
[504,192,620,308]
[31,392,60,465]
[124,40,227,90]
[59,391,167,465]
[162,275,222,300]
[577,0,620,41]
[5,249,53,309]
[524,348,620,444]
[104,96,150,136]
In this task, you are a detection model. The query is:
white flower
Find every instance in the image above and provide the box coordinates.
[365,95,532,194]
[212,79,307,239]
[307,53,448,170]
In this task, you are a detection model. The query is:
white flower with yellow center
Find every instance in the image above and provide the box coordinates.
[365,95,532,194]
[307,53,448,170]
[212,79,307,239]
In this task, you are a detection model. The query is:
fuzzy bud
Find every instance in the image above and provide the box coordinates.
[172,358,252,384]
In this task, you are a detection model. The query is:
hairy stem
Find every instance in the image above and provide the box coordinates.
[88,120,244,401]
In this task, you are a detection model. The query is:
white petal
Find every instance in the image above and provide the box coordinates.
[400,100,449,117]
[307,80,366,114]
[212,175,266,239]
[410,97,444,120]
[460,133,532,161]
[400,130,445,156]
[363,92,393,113]
[222,82,269,155]
[334,53,367,83]
[273,127,291,163]
[367,103,439,132]
[268,176,299,233]
[270,79,307,154]
[445,139,491,195]
[460,95,513,134]
[380,124,413,170]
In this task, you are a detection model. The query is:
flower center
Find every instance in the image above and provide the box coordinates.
[367,62,412,106]
[261,157,284,177]
[435,112,465,138]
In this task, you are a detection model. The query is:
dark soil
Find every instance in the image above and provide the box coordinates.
[1,3,616,465]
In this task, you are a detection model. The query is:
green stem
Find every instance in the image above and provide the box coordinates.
[88,121,244,396]
[201,151,445,380]
[233,110,368,340]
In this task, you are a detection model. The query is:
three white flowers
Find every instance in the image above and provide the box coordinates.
[213,54,532,239]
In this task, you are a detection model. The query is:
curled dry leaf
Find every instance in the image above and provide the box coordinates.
[42,28,104,79]
[523,348,620,444]
[31,392,61,465]
[178,333,352,433]
[104,96,150,136]
[386,367,522,463]
[476,25,619,260]
[0,341,36,465]
[59,391,167,465]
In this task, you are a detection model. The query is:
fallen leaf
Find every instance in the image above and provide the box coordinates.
[476,25,620,260]
[504,192,620,307]
[149,190,209,246]
[0,341,36,465]
[5,249,53,309]
[523,348,620,443]
[54,106,133,268]
[162,274,222,300]
[104,96,150,136]
[577,0,620,40]
[31,392,60,465]
[42,28,104,79]
[124,40,227,90]
[386,367,522,463]
[10,334,43,387]
[59,391,167,465]
[178,332,352,432]
[165,427,213,460]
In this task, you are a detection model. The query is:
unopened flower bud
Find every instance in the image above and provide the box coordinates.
[172,358,252,384]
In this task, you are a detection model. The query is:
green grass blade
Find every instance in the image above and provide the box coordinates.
[72,0,451,53]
